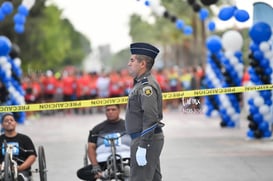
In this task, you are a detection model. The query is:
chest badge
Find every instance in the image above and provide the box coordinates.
[143,86,153,96]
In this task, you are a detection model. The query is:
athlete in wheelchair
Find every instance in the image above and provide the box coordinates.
[0,112,37,181]
[77,105,131,181]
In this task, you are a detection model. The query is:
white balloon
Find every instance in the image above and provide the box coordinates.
[259,42,271,53]
[222,30,243,52]
[231,113,240,122]
[151,5,165,16]
[227,107,235,115]
[222,99,231,108]
[3,62,11,70]
[14,58,22,67]
[248,91,258,99]
[224,51,234,59]
[229,57,238,66]
[0,56,7,64]
[264,113,272,122]
[259,105,270,115]
[211,110,219,117]
[265,51,273,59]
[254,97,264,106]
[6,70,11,77]
[22,0,36,9]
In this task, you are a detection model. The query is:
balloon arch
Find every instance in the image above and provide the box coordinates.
[0,0,35,124]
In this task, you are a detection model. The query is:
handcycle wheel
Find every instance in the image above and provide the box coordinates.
[4,152,14,181]
[83,144,88,166]
[38,146,47,181]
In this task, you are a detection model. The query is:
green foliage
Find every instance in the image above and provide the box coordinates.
[0,0,91,73]
[109,48,130,70]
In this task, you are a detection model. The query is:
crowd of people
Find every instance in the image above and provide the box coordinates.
[21,65,206,118]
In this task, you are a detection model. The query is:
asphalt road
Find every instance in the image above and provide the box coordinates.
[17,109,273,181]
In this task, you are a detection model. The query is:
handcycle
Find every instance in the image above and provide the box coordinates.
[0,140,47,181]
[83,132,131,181]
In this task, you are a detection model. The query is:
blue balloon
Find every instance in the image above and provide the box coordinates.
[260,59,269,68]
[14,24,25,34]
[265,99,272,106]
[218,6,237,21]
[253,50,263,60]
[259,121,269,132]
[247,130,255,138]
[249,42,259,52]
[175,19,184,30]
[249,22,272,44]
[234,9,249,22]
[265,67,272,75]
[227,121,235,128]
[260,91,271,100]
[208,21,216,31]
[183,25,193,35]
[0,36,11,56]
[13,14,26,25]
[249,106,258,114]
[199,8,209,21]
[263,130,272,138]
[253,113,263,124]
[234,51,242,59]
[206,35,222,53]
[1,1,13,15]
[144,0,150,6]
[18,5,29,16]
[0,10,5,21]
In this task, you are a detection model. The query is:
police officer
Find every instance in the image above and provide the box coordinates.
[125,42,164,181]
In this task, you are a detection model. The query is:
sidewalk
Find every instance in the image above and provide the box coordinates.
[18,110,273,181]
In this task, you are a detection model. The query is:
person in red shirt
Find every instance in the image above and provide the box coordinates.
[75,71,91,114]
[120,69,133,96]
[109,70,123,98]
[40,70,58,115]
[61,71,76,114]
[22,74,42,118]
[41,70,58,102]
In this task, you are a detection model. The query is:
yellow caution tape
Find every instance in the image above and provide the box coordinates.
[0,84,272,112]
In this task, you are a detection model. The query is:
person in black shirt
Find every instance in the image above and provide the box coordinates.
[0,112,37,181]
[77,104,130,181]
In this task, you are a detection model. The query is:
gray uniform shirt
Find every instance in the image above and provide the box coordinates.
[125,71,163,148]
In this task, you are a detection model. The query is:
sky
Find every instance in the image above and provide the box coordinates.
[48,0,151,53]
[48,0,273,53]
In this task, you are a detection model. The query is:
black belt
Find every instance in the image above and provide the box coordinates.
[130,127,162,139]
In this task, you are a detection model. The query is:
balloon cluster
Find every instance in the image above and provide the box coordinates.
[186,0,218,32]
[204,31,244,128]
[218,5,249,22]
[219,30,244,128]
[0,0,36,34]
[0,1,13,20]
[137,0,193,35]
[0,36,25,124]
[203,35,222,118]
[187,0,218,12]
[246,22,273,139]
[207,4,250,33]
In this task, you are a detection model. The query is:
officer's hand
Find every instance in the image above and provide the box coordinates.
[91,164,101,175]
[136,146,147,166]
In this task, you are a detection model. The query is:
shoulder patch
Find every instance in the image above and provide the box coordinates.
[143,86,153,96]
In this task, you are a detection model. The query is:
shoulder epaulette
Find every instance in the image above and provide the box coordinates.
[141,77,149,85]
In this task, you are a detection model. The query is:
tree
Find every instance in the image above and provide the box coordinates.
[0,0,91,73]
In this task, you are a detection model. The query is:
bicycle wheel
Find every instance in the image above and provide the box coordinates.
[4,153,14,181]
[38,146,47,181]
